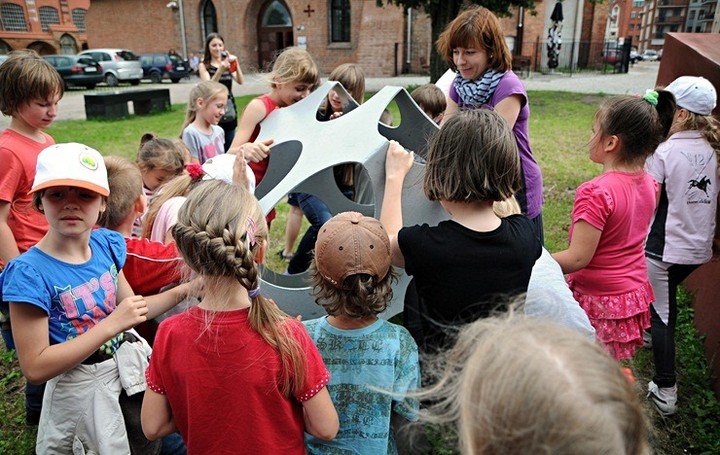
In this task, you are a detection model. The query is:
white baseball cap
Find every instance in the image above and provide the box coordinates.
[31,143,109,196]
[665,76,717,116]
[201,154,256,193]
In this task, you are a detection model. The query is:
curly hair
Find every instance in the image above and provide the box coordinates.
[309,265,399,319]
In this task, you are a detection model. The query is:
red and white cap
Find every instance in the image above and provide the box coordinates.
[31,143,109,196]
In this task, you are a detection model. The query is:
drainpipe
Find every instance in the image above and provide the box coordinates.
[178,0,188,58]
[405,7,412,73]
[572,0,586,70]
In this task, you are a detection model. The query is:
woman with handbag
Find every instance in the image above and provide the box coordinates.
[199,33,244,151]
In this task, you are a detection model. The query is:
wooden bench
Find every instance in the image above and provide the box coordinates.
[84,89,171,120]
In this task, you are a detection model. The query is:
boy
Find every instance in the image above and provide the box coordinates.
[0,49,63,424]
[304,212,420,455]
[411,83,446,125]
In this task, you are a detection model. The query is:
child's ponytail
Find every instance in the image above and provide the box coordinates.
[655,89,677,139]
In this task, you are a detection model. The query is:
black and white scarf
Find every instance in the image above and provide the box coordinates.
[453,69,506,108]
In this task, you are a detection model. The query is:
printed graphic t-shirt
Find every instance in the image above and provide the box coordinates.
[182,123,225,164]
[0,229,126,344]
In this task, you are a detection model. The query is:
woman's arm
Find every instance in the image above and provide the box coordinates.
[302,387,339,441]
[115,271,194,320]
[198,62,225,83]
[9,295,148,384]
[141,389,177,440]
[494,94,523,129]
[379,141,414,268]
[551,221,602,274]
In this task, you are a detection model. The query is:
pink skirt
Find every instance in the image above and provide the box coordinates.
[569,280,653,361]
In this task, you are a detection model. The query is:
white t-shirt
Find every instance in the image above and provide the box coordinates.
[645,130,719,264]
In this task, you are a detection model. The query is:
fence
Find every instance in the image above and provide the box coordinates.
[530,40,632,75]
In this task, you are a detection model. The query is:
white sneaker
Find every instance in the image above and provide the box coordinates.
[642,330,652,349]
[647,381,677,416]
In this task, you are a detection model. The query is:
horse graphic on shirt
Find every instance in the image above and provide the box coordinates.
[688,176,712,197]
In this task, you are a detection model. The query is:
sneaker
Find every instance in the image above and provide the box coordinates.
[276,250,294,261]
[642,330,652,349]
[647,381,677,416]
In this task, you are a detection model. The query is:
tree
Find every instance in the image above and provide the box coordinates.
[377,0,537,82]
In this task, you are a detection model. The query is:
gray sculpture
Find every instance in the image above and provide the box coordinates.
[254,81,448,319]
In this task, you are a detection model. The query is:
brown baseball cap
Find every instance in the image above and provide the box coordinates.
[315,212,392,290]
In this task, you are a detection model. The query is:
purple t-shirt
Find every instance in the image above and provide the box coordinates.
[450,71,544,219]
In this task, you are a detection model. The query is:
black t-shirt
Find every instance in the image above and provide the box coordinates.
[398,215,541,350]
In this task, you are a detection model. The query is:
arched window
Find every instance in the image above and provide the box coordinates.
[1,2,28,31]
[39,6,60,32]
[60,34,77,54]
[329,0,350,43]
[201,0,217,38]
[261,0,292,27]
[72,8,87,33]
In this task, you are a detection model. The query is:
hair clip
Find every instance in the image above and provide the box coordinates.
[186,163,204,181]
[246,217,257,247]
[643,89,659,106]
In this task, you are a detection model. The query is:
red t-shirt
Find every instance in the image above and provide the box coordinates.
[247,94,279,225]
[0,130,54,256]
[123,237,184,296]
[146,306,330,455]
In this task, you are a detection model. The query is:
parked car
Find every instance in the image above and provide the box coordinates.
[641,49,659,61]
[78,48,143,86]
[140,53,188,83]
[43,54,104,89]
[603,48,623,64]
[630,50,642,63]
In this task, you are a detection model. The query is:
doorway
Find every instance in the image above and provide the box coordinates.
[257,0,293,71]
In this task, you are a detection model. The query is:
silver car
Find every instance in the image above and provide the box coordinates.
[78,48,143,86]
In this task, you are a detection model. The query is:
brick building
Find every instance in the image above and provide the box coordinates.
[685,0,717,33]
[639,0,690,50]
[603,0,644,48]
[0,0,90,55]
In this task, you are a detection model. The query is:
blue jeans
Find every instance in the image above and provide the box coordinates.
[287,193,334,274]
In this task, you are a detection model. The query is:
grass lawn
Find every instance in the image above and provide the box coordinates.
[1,90,719,454]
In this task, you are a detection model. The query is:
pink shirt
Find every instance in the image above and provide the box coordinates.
[568,171,657,295]
[150,196,186,243]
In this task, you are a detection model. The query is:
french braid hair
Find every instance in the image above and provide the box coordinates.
[171,180,305,397]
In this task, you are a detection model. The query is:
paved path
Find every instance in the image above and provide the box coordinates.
[0,62,659,130]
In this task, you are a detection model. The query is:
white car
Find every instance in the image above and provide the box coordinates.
[641,49,659,61]
[78,49,143,86]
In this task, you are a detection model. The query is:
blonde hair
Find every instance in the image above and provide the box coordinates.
[492,196,521,218]
[269,47,319,88]
[436,6,512,74]
[137,133,189,175]
[672,110,720,169]
[180,80,228,134]
[99,156,143,229]
[327,63,366,108]
[424,109,521,202]
[418,310,650,455]
[171,180,306,397]
[0,50,64,116]
[141,172,200,239]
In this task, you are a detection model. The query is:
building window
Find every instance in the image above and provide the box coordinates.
[201,0,217,38]
[59,34,77,54]
[39,6,60,32]
[261,1,291,26]
[72,8,86,33]
[631,11,637,18]
[1,2,27,31]
[330,0,350,43]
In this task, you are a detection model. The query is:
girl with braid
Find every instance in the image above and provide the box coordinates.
[141,181,338,454]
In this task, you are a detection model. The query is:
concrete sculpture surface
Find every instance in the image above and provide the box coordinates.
[254,81,446,319]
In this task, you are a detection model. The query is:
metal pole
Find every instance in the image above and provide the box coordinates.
[405,7,412,73]
[178,0,188,59]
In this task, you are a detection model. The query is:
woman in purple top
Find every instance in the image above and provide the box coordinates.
[437,6,544,241]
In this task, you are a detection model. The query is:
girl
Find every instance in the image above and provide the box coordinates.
[380,109,542,352]
[285,63,366,274]
[0,143,192,453]
[418,311,650,454]
[228,46,318,225]
[141,180,338,454]
[132,133,188,237]
[644,76,719,416]
[198,32,244,151]
[437,6,544,240]
[553,92,675,361]
[181,80,228,164]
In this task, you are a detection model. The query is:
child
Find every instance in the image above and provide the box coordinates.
[0,49,64,424]
[410,83,446,125]
[228,47,318,225]
[285,63,365,274]
[304,211,420,454]
[0,143,193,453]
[181,80,228,164]
[553,92,675,361]
[141,180,339,453]
[380,109,542,352]
[131,133,188,238]
[644,76,719,415]
[418,311,650,454]
[142,153,251,243]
